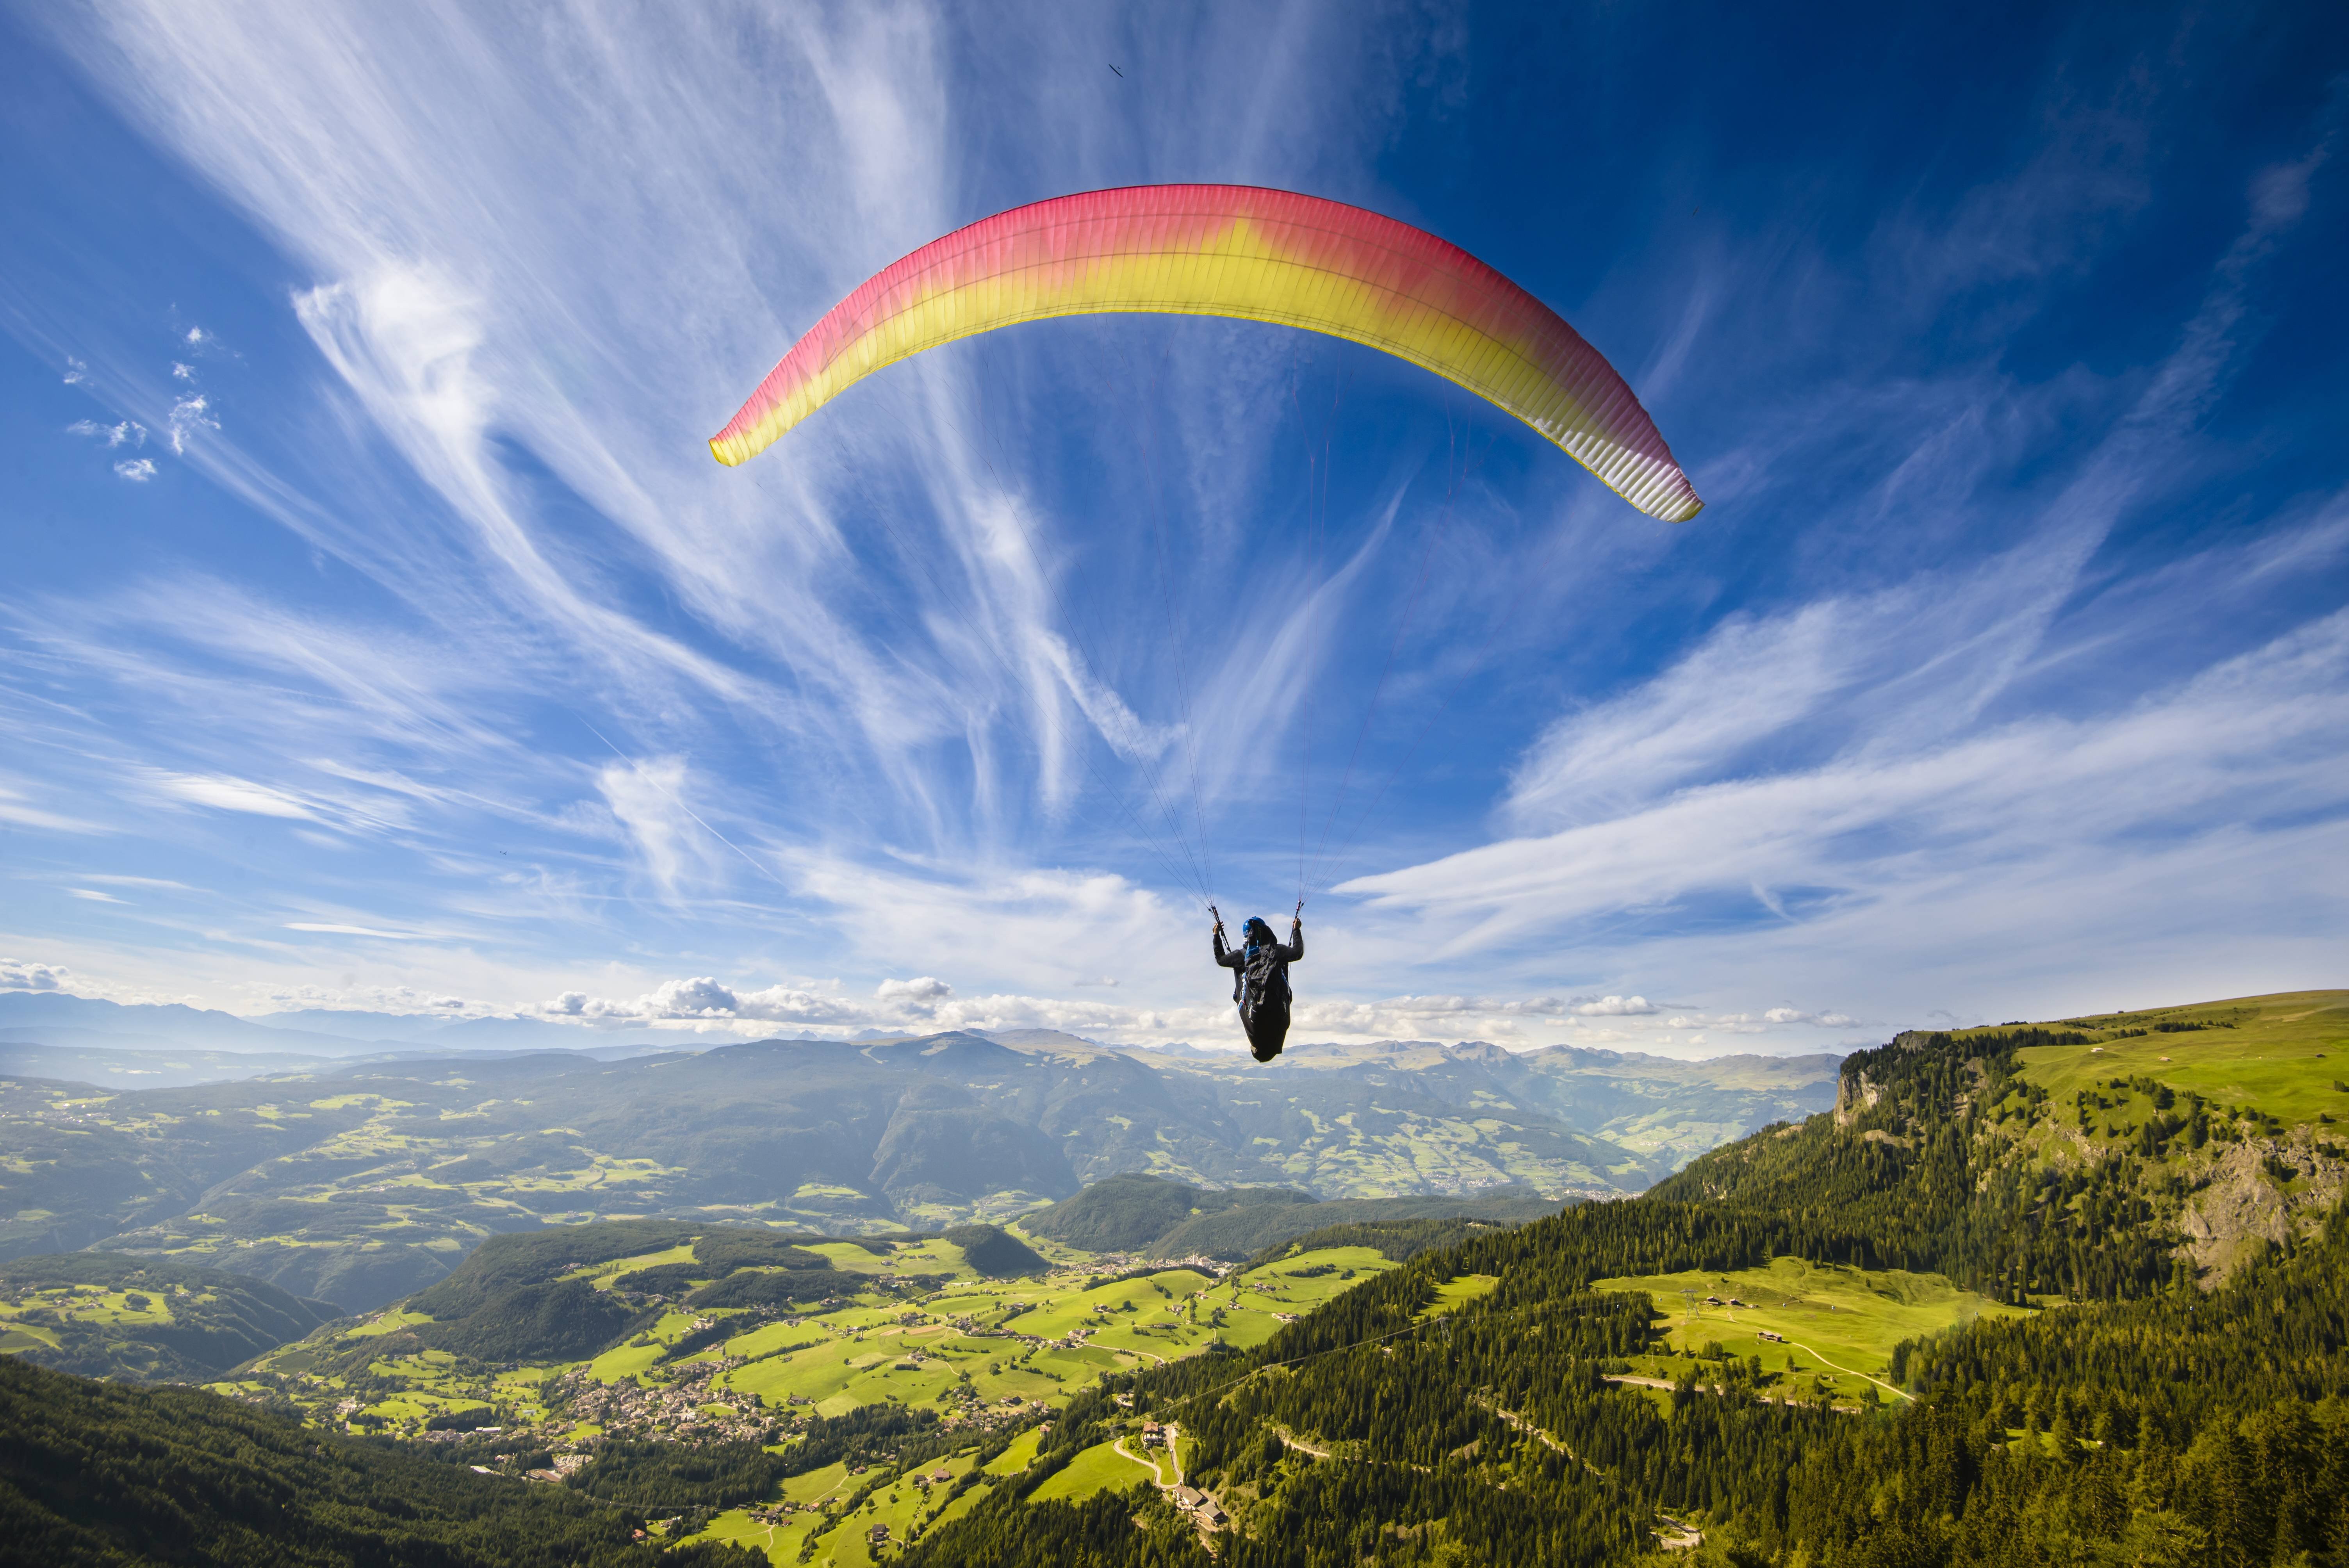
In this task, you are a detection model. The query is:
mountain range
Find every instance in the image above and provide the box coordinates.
[0,1014,1836,1310]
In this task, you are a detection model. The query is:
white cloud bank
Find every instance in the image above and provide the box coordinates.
[508,968,1852,1055]
[0,960,70,991]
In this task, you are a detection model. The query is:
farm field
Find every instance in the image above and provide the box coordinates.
[0,1281,169,1339]
[656,1237,1365,1568]
[1030,1436,1159,1502]
[1589,1256,2025,1397]
[231,1233,1395,1562]
[693,1447,987,1565]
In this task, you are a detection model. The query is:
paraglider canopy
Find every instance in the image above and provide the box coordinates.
[712,184,1701,522]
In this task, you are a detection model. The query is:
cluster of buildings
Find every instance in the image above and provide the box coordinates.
[544,1355,770,1442]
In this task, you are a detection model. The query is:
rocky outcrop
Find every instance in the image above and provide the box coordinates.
[1833,1071,1886,1128]
[2176,1139,2349,1282]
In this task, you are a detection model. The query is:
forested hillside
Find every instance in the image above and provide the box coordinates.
[0,1251,336,1382]
[906,989,2349,1566]
[0,1354,756,1566]
[1021,1171,1571,1260]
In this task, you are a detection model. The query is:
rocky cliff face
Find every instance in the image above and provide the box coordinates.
[2175,1138,2349,1279]
[1833,1069,1886,1127]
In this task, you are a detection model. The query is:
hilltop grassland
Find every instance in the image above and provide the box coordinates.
[1995,989,2349,1128]
[1950,990,2349,1280]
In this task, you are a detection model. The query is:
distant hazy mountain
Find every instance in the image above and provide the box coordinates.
[0,1026,1836,1311]
[244,1008,709,1050]
[0,991,366,1053]
[0,991,743,1060]
[0,1039,344,1089]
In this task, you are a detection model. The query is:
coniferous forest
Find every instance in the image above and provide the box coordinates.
[907,1006,2349,1567]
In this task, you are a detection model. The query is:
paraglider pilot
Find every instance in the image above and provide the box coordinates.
[1212,903,1304,1063]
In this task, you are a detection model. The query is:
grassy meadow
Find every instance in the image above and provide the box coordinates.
[1589,1256,2025,1397]
[1987,990,2349,1130]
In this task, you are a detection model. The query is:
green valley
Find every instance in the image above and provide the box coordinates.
[188,1206,1438,1563]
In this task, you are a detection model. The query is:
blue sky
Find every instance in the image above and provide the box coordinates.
[2,1,2344,1057]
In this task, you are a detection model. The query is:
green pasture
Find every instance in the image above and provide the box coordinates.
[688,1447,1001,1566]
[1995,990,2349,1130]
[686,1507,813,1564]
[1590,1257,2023,1391]
[827,1447,984,1565]
[987,1427,1043,1474]
[586,1309,698,1381]
[1417,1272,1501,1320]
[576,1245,697,1286]
[1002,1220,1093,1268]
[1030,1437,1159,1504]
[0,1283,178,1330]
[682,1458,859,1564]
[248,1228,1398,1512]
[1208,1246,1396,1347]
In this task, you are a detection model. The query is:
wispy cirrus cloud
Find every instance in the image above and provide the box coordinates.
[1348,119,2349,1021]
[148,771,321,820]
[283,921,431,940]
